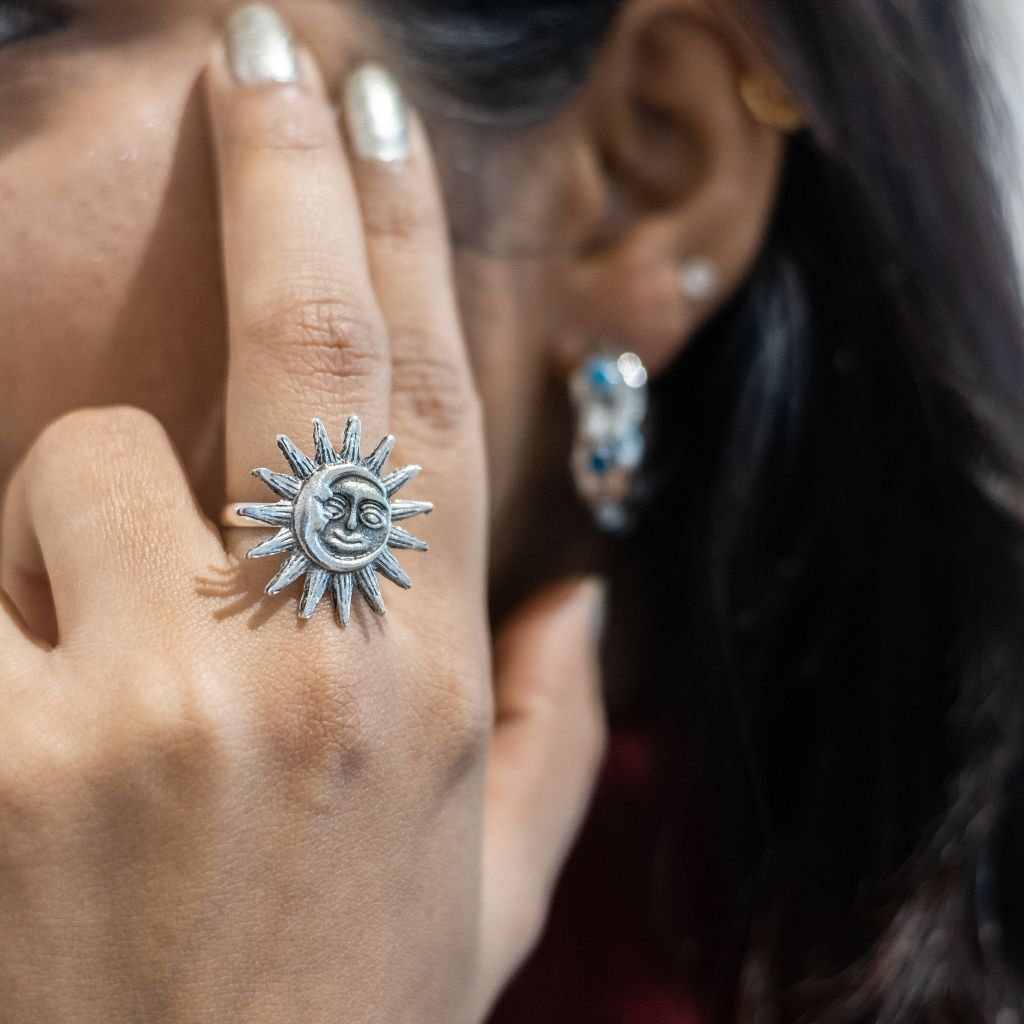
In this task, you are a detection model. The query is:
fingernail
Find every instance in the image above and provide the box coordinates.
[344,63,410,162]
[226,4,300,86]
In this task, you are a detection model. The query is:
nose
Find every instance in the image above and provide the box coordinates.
[346,502,360,532]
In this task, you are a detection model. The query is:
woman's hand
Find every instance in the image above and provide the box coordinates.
[0,20,606,1024]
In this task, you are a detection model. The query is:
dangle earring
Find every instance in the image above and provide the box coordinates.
[570,349,649,533]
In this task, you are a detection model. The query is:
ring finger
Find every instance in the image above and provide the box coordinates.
[341,68,486,605]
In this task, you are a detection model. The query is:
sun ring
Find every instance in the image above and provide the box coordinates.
[221,416,433,624]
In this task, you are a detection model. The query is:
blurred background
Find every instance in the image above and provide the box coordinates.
[986,0,1024,272]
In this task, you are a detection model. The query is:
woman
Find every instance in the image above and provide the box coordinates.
[1,0,1022,1020]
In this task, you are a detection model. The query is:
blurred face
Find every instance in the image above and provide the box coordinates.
[0,0,585,599]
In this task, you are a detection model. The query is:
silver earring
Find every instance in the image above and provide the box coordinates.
[570,349,649,533]
[678,258,720,302]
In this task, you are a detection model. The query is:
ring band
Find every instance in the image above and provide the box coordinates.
[225,416,433,625]
[221,503,266,529]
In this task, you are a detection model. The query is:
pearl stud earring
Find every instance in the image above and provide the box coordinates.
[678,259,720,303]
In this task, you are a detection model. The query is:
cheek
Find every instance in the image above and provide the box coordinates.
[0,28,225,495]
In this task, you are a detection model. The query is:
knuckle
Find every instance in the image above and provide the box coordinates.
[248,293,389,389]
[0,756,50,842]
[113,668,230,793]
[361,188,443,247]
[254,655,371,800]
[0,665,231,866]
[226,90,334,158]
[30,405,164,474]
[0,774,52,861]
[0,694,84,840]
[78,659,230,809]
[29,412,79,468]
[98,403,167,439]
[25,405,172,520]
[407,657,492,774]
[391,343,481,437]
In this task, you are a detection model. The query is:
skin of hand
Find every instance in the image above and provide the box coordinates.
[0,34,607,1024]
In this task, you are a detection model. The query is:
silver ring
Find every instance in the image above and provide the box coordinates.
[225,416,432,624]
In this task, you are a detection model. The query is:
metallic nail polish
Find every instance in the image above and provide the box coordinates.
[226,4,300,86]
[345,63,410,162]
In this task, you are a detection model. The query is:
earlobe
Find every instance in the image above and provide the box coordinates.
[557,0,789,376]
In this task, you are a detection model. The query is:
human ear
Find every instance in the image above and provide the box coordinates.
[556,0,792,375]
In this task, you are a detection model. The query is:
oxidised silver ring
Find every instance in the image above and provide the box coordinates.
[224,416,432,624]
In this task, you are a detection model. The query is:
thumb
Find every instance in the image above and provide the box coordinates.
[475,576,608,1015]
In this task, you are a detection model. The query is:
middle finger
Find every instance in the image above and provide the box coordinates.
[207,6,390,505]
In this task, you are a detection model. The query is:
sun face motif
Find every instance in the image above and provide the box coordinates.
[238,417,433,623]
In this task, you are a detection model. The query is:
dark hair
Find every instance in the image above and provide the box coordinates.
[381,1,1024,1020]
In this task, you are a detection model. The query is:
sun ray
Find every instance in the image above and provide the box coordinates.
[390,499,433,522]
[246,527,298,559]
[362,434,395,476]
[387,525,429,552]
[251,468,301,500]
[299,568,332,619]
[239,501,294,527]
[341,415,362,464]
[265,551,312,595]
[277,434,317,478]
[356,566,386,614]
[332,572,354,625]
[375,549,412,589]
[382,464,421,496]
[312,419,338,465]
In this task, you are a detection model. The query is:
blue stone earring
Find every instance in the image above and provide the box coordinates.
[569,350,649,532]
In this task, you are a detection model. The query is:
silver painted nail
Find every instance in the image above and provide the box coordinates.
[345,63,410,162]
[226,4,300,86]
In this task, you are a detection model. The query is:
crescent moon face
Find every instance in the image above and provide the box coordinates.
[293,464,392,573]
[241,418,431,623]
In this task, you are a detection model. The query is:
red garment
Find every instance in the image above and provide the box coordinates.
[488,730,704,1024]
